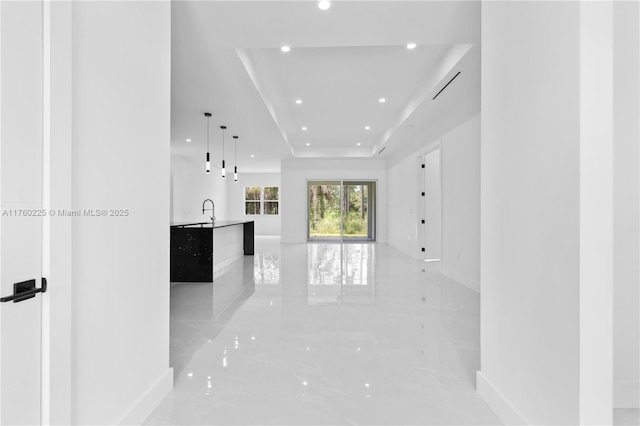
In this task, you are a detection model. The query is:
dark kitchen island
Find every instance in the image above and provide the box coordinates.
[170,220,254,282]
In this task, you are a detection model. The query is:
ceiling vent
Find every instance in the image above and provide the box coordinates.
[432,71,461,100]
[378,147,386,155]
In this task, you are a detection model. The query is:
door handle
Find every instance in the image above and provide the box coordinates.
[0,278,47,303]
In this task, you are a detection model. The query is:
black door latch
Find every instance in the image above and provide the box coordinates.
[0,278,47,303]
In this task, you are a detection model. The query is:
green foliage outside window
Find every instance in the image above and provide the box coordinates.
[244,186,279,215]
[308,184,368,238]
[244,186,261,200]
[264,187,279,200]
[245,202,261,215]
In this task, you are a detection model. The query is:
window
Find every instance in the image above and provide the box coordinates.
[307,180,376,241]
[244,186,279,215]
[263,187,279,215]
[244,186,261,215]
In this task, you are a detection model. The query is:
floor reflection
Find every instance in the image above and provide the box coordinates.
[169,255,260,375]
[254,252,279,285]
[307,243,375,305]
[148,237,501,426]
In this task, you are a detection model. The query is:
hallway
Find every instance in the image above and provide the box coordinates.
[145,238,501,425]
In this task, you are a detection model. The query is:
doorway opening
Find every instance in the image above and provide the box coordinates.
[421,149,442,261]
[307,180,376,242]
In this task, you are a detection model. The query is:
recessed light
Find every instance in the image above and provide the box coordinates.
[364,126,370,130]
[250,154,255,158]
[302,126,307,131]
[306,143,311,146]
[407,43,417,50]
[318,0,330,10]
[295,99,302,104]
[281,45,290,53]
[379,98,386,103]
[186,139,191,142]
[357,143,361,146]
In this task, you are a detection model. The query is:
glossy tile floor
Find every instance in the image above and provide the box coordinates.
[145,237,502,425]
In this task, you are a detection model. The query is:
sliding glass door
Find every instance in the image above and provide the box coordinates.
[308,181,342,239]
[307,180,376,241]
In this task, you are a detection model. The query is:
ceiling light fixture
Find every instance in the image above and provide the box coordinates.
[306,143,311,146]
[302,126,307,131]
[379,98,386,103]
[357,142,361,146]
[365,126,370,130]
[407,43,417,50]
[186,138,191,142]
[281,45,291,53]
[220,125,227,178]
[204,113,212,173]
[233,136,239,182]
[250,154,255,158]
[295,99,302,104]
[318,0,330,10]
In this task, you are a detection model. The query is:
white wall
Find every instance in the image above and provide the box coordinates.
[480,2,580,424]
[578,4,614,421]
[479,2,616,424]
[386,115,480,292]
[226,172,281,236]
[171,154,228,223]
[71,2,172,424]
[441,116,480,291]
[280,159,386,244]
[613,0,640,409]
[386,154,420,258]
[423,148,442,260]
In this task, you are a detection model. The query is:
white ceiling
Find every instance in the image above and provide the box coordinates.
[171,1,481,173]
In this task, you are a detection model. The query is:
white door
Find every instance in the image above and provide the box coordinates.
[423,149,442,261]
[0,1,44,424]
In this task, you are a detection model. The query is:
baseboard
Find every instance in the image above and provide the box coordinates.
[614,380,640,408]
[441,265,480,293]
[477,371,529,425]
[118,368,173,425]
[385,241,420,260]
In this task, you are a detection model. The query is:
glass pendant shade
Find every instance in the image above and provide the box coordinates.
[204,112,212,174]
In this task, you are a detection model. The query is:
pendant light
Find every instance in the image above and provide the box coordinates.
[204,112,212,173]
[220,125,227,178]
[233,136,239,182]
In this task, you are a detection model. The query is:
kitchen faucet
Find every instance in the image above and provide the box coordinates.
[202,199,215,222]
